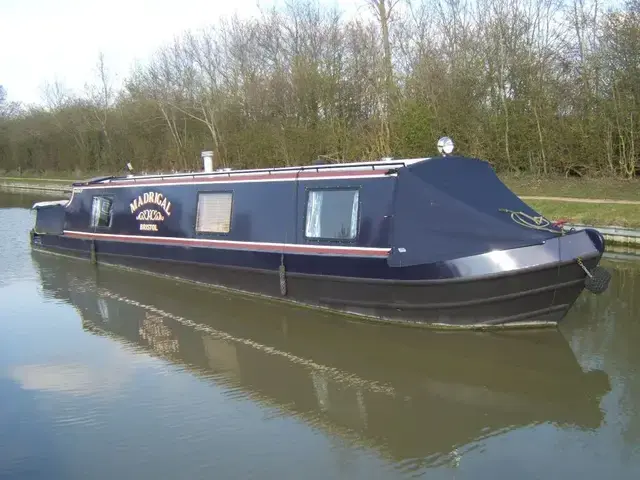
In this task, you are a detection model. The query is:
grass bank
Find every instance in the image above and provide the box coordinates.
[526,200,640,228]
[501,174,639,201]
[499,174,640,228]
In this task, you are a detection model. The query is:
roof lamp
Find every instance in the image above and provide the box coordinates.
[437,137,454,156]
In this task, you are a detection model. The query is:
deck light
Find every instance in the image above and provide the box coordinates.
[437,137,454,156]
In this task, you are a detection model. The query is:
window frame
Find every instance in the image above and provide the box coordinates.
[194,190,234,236]
[89,195,115,230]
[302,186,361,244]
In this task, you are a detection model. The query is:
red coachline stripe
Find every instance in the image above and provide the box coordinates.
[77,169,390,189]
[63,231,391,257]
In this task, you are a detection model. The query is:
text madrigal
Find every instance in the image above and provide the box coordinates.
[129,192,172,217]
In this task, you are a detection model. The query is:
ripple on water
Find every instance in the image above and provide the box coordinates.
[0,208,37,286]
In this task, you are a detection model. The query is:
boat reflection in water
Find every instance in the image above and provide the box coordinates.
[32,250,611,469]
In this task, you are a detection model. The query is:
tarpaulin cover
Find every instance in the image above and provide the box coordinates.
[35,205,66,235]
[387,156,561,267]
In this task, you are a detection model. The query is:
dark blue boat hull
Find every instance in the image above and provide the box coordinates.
[30,228,603,329]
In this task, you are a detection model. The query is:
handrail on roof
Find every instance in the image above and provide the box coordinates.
[86,157,430,185]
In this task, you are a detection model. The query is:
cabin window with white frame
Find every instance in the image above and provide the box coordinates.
[90,196,113,228]
[305,188,360,240]
[196,192,233,233]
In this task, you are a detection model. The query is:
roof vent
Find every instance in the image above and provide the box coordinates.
[201,150,214,172]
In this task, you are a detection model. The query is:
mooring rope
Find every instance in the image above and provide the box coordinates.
[498,208,565,235]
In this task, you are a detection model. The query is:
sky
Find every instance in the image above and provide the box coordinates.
[0,0,362,106]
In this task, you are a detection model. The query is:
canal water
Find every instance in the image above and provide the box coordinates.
[1,191,639,479]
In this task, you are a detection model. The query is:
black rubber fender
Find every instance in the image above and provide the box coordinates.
[585,266,611,294]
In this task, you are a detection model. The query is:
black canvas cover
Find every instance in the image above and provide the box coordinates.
[387,156,561,267]
[35,205,66,235]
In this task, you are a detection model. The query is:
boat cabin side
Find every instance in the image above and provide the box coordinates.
[33,170,400,250]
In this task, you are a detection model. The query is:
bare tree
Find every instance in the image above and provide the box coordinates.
[85,52,116,170]
[3,0,640,178]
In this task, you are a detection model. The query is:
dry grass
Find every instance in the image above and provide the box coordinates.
[500,174,640,201]
[528,200,640,228]
[500,173,640,227]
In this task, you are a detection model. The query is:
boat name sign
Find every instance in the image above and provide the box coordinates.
[129,191,172,232]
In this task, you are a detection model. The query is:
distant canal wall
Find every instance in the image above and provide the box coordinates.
[0,178,71,195]
[565,224,640,248]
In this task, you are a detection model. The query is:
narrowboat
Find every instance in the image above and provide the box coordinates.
[29,138,611,329]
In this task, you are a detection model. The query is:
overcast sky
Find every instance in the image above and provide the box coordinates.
[0,0,360,106]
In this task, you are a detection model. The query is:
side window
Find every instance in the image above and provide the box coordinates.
[196,192,233,233]
[305,188,360,240]
[90,196,113,228]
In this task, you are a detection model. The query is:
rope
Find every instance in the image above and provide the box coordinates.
[498,208,564,235]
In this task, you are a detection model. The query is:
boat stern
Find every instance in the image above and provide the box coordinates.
[30,199,69,244]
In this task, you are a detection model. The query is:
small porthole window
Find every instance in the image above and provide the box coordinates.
[90,196,113,228]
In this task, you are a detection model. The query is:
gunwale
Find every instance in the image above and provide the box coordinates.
[62,230,391,257]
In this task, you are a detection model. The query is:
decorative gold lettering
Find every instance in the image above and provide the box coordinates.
[129,191,173,217]
[139,223,158,231]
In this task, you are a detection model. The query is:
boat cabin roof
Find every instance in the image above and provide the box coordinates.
[71,157,433,187]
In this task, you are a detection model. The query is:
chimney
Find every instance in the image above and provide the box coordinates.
[201,150,214,172]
